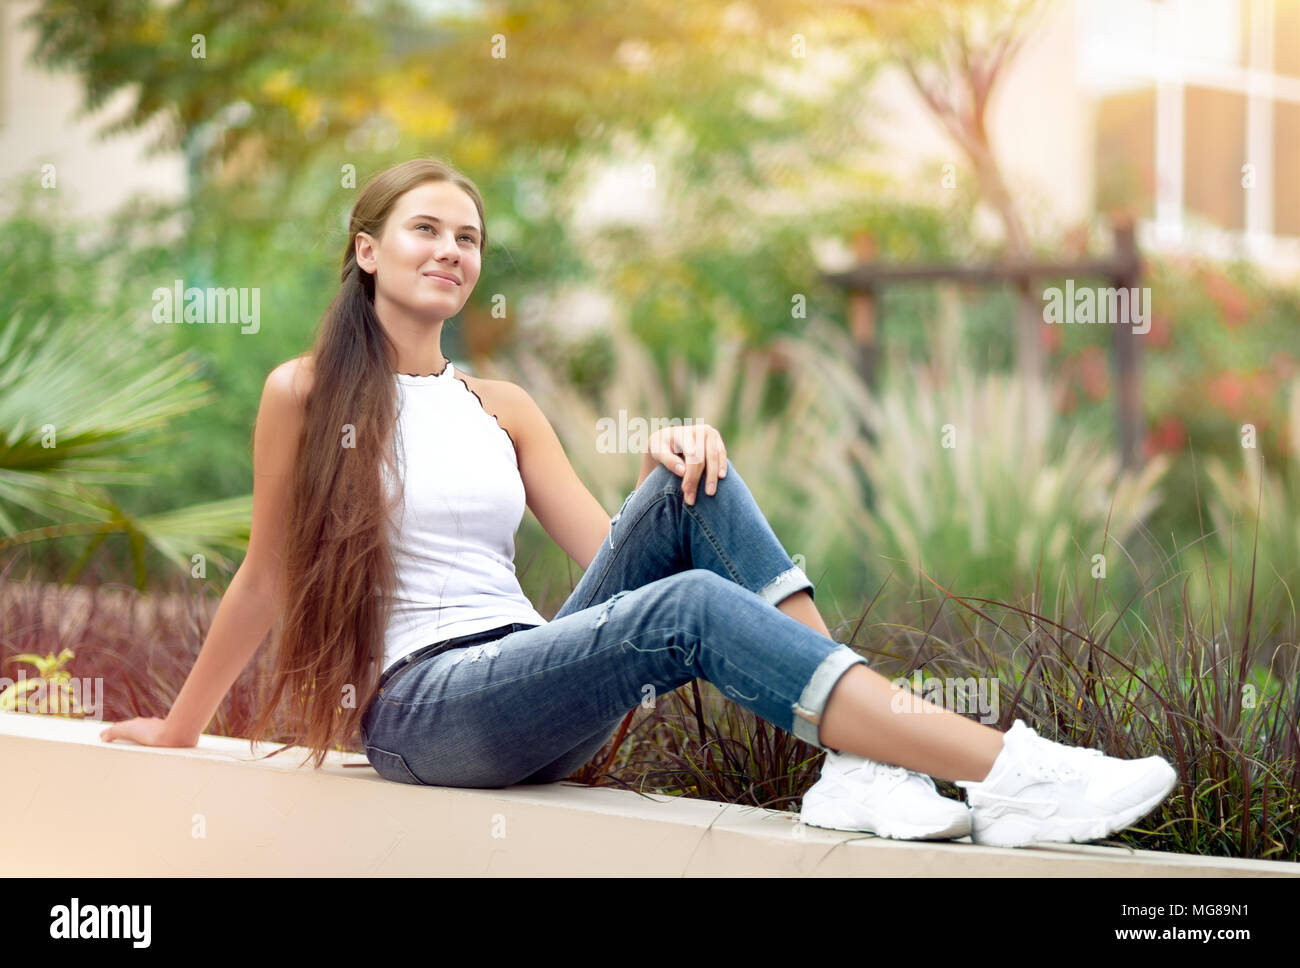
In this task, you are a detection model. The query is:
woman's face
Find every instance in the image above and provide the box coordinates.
[356,180,483,321]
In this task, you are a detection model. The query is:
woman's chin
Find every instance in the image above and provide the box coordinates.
[416,293,464,314]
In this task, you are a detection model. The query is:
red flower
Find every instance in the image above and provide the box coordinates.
[1201,268,1251,327]
[1078,346,1110,401]
[1040,321,1063,353]
[1146,312,1172,348]
[1143,414,1186,458]
[1271,352,1297,382]
[1206,372,1248,415]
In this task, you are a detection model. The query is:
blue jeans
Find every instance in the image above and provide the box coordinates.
[359,459,868,787]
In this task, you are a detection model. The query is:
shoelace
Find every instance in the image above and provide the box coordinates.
[1019,729,1105,783]
[849,760,936,792]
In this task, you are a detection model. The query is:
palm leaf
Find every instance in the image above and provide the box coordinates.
[0,310,253,586]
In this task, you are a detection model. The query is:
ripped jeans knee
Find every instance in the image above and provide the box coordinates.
[590,588,634,629]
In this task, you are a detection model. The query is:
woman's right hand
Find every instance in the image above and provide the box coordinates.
[100,716,198,748]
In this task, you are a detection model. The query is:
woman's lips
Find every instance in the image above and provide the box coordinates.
[423,273,459,286]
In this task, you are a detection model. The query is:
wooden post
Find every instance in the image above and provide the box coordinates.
[823,225,1146,471]
[848,231,879,390]
[1016,275,1048,441]
[1110,216,1143,469]
[934,281,962,383]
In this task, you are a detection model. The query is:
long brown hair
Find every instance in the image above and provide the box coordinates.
[246,157,487,768]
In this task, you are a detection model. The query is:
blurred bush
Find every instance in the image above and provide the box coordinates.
[856,356,1171,610]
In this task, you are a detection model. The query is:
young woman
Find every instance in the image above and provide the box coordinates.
[101,157,1177,848]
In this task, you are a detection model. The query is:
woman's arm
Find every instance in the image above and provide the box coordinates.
[158,567,277,744]
[507,383,611,571]
[102,360,308,747]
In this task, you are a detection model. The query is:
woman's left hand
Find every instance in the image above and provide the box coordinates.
[645,423,728,506]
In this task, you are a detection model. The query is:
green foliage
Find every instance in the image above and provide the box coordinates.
[0,649,85,715]
[597,184,963,374]
[0,299,252,588]
[1046,253,1300,545]
[0,177,184,343]
[1201,445,1300,644]
[855,356,1171,607]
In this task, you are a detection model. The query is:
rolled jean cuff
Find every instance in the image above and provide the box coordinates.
[790,644,868,749]
[757,563,814,606]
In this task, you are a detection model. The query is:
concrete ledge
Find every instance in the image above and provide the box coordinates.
[4,711,1298,876]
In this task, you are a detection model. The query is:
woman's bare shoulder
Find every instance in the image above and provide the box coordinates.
[266,354,315,410]
[453,369,525,440]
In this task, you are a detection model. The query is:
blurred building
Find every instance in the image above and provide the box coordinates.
[0,0,187,225]
[2,0,1297,279]
[866,0,1300,280]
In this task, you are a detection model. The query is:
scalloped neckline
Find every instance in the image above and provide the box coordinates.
[395,360,455,385]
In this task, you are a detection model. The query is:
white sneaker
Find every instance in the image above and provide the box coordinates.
[800,749,973,840]
[955,720,1178,848]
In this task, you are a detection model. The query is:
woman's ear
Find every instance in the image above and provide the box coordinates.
[354,232,376,273]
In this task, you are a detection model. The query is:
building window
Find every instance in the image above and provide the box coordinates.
[1275,100,1300,234]
[1276,0,1300,77]
[1095,86,1157,219]
[1183,85,1247,232]
[1084,0,1300,250]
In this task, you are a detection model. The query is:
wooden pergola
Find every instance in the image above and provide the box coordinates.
[821,217,1146,468]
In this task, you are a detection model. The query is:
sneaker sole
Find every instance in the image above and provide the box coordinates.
[969,762,1177,848]
[800,801,972,841]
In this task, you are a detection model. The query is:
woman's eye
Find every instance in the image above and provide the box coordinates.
[417,224,473,244]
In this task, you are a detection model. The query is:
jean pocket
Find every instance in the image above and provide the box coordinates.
[365,744,424,785]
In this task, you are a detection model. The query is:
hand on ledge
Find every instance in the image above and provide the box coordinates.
[100,716,198,748]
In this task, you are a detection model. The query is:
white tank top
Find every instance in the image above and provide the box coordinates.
[379,360,548,676]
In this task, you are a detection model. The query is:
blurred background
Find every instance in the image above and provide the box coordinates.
[1,0,1298,855]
